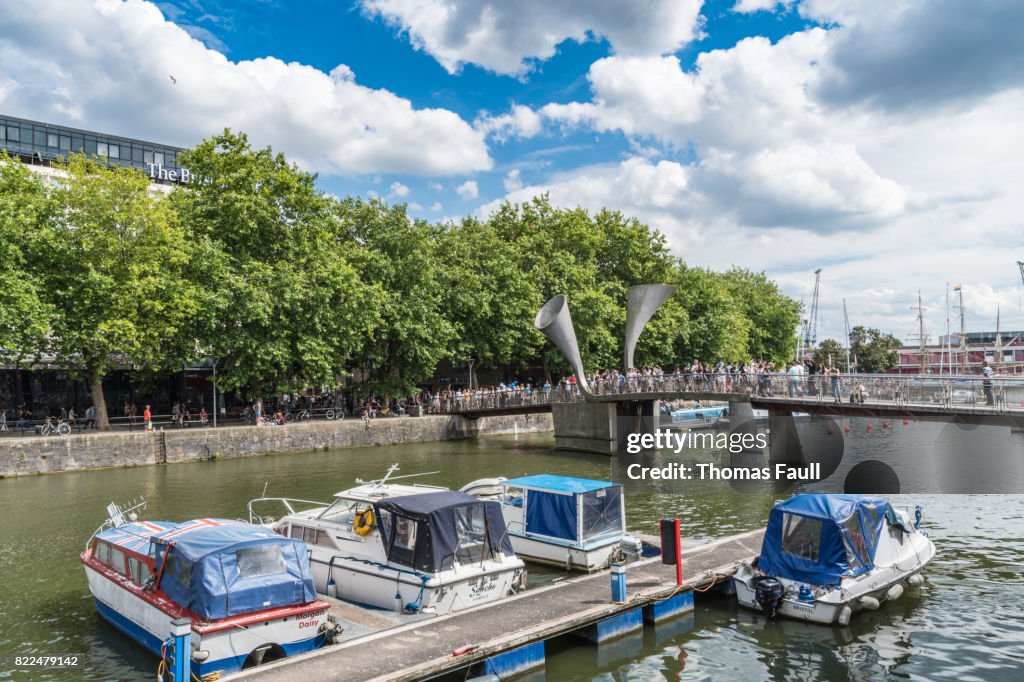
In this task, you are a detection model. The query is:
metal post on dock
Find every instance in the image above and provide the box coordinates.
[168,618,191,682]
[660,518,683,586]
[611,562,627,602]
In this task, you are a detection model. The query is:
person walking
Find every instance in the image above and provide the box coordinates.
[143,404,152,432]
[830,366,842,403]
[84,404,96,429]
[982,361,995,405]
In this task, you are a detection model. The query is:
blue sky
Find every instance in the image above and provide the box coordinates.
[2,0,1023,344]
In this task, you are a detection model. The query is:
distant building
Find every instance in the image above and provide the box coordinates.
[893,331,1024,375]
[0,114,192,190]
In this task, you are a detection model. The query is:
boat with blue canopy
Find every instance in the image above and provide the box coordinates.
[81,502,335,678]
[734,493,936,625]
[475,474,644,571]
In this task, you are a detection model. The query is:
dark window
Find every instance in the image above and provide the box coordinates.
[6,126,17,142]
[454,504,488,564]
[780,513,821,563]
[71,135,83,152]
[84,138,97,155]
[34,129,46,147]
[132,145,143,162]
[59,135,71,151]
[236,545,285,577]
[0,125,5,141]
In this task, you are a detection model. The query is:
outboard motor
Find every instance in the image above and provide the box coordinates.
[752,576,786,618]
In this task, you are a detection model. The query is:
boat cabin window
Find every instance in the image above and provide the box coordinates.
[502,487,525,508]
[94,541,110,566]
[385,514,420,569]
[454,504,489,564]
[780,513,821,563]
[236,545,285,578]
[109,546,126,574]
[842,514,869,571]
[289,524,332,547]
[128,556,151,585]
[580,487,624,541]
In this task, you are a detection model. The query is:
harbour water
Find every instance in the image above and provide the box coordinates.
[1,419,1023,680]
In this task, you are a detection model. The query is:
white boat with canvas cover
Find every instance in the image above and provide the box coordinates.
[248,465,526,615]
[734,493,936,625]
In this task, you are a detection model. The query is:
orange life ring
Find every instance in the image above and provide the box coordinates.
[354,509,375,536]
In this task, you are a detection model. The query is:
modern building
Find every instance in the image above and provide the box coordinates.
[0,113,192,187]
[893,331,1024,375]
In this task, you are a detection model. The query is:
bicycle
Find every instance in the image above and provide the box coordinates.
[285,409,312,423]
[40,417,72,436]
[324,408,345,420]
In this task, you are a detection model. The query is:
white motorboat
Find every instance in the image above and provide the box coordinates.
[81,502,333,678]
[734,493,936,625]
[248,466,526,615]
[464,474,644,572]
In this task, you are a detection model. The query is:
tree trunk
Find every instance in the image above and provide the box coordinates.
[88,370,110,430]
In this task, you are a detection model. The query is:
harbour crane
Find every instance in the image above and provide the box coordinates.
[802,269,822,355]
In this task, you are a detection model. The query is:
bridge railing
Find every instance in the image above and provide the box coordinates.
[435,372,1024,414]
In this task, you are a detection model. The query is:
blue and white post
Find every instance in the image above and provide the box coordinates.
[611,562,627,602]
[168,618,191,682]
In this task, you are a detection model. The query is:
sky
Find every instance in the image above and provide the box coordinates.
[1,0,1023,346]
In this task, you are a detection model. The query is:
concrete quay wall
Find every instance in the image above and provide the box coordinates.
[0,413,553,477]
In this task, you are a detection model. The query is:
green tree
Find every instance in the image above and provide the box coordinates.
[813,338,846,370]
[0,153,51,363]
[174,130,376,396]
[35,154,198,428]
[721,268,801,365]
[849,326,902,373]
[673,266,750,364]
[436,217,543,375]
[332,197,452,397]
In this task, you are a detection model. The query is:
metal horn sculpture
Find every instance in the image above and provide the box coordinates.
[534,295,594,399]
[623,284,678,372]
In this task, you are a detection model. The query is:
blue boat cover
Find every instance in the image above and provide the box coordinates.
[374,491,515,572]
[503,474,617,494]
[759,494,890,586]
[525,489,577,540]
[148,520,316,620]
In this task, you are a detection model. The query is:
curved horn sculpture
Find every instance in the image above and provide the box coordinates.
[534,295,594,399]
[623,284,678,371]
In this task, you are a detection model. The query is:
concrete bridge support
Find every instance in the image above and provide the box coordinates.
[552,400,657,455]
[767,407,806,467]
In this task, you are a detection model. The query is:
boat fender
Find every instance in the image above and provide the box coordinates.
[914,506,923,529]
[907,573,925,587]
[752,576,786,618]
[859,595,880,610]
[837,605,852,626]
[326,579,337,598]
[354,509,375,536]
[798,584,815,602]
[886,584,904,601]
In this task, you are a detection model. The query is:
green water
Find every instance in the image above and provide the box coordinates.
[1,425,1023,680]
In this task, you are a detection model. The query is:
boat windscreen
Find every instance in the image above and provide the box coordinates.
[580,486,624,541]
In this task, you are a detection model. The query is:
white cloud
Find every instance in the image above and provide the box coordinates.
[503,169,522,192]
[456,180,479,200]
[389,181,410,198]
[360,0,704,76]
[732,0,793,14]
[0,0,491,177]
[430,201,442,212]
[475,105,543,142]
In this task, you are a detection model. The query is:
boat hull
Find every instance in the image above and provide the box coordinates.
[84,564,327,676]
[309,553,524,614]
[507,533,621,572]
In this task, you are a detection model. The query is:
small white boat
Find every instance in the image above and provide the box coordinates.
[248,466,526,615]
[81,502,333,678]
[734,493,936,625]
[472,474,644,571]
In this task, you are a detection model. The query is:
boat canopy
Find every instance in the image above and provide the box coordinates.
[759,494,892,586]
[503,475,624,544]
[151,520,316,620]
[374,491,514,573]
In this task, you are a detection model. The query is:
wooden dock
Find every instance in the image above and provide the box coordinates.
[235,529,763,682]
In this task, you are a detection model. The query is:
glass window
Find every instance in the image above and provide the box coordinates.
[132,145,143,162]
[33,129,46,147]
[84,138,96,155]
[47,132,58,148]
[138,562,151,585]
[289,524,304,540]
[842,514,869,566]
[581,487,625,540]
[0,125,5,141]
[454,504,488,565]
[393,516,417,551]
[128,557,144,583]
[153,151,164,167]
[143,149,153,164]
[95,541,110,565]
[7,126,18,142]
[109,546,126,573]
[236,545,285,577]
[108,144,119,159]
[97,142,107,157]
[59,135,70,151]
[72,135,83,152]
[780,513,821,563]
